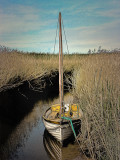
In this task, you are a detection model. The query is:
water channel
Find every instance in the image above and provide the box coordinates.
[0,84,87,160]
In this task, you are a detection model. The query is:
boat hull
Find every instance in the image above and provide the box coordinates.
[43,118,81,142]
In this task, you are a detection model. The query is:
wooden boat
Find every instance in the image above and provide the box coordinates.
[43,104,82,141]
[43,12,83,142]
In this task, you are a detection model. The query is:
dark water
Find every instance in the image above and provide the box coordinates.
[0,94,86,160]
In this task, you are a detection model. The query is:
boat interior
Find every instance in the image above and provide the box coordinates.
[45,104,83,121]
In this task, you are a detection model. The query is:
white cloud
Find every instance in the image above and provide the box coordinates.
[97,8,120,18]
[0,28,57,52]
[1,19,120,53]
[0,2,120,53]
[0,4,55,34]
[64,19,120,52]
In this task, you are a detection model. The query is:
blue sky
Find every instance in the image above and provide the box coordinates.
[0,0,120,53]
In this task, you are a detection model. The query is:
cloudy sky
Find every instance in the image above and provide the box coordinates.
[0,0,120,53]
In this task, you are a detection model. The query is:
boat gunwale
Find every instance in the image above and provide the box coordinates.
[43,107,61,124]
[42,107,81,125]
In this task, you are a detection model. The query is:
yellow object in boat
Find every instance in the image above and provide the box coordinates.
[71,104,78,112]
[61,111,70,117]
[71,104,80,118]
[65,112,70,117]
[51,104,60,112]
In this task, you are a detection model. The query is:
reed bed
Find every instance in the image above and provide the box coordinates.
[72,53,120,160]
[0,52,84,91]
[0,51,120,159]
[0,52,57,91]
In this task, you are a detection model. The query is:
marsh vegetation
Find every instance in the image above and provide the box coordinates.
[0,50,120,160]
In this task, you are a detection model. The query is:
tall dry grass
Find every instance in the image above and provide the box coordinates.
[0,51,120,159]
[0,52,85,92]
[0,52,57,91]
[72,53,120,160]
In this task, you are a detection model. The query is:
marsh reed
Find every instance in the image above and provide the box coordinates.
[0,51,120,159]
[72,53,120,160]
[0,52,84,91]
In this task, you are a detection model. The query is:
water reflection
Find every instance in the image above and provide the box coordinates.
[0,94,85,160]
[0,101,48,160]
[43,130,62,160]
[43,130,86,160]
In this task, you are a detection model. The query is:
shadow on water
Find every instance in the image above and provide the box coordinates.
[0,71,71,124]
[0,71,72,160]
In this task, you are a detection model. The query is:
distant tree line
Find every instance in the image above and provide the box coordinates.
[0,45,120,54]
[0,45,20,53]
[88,46,120,54]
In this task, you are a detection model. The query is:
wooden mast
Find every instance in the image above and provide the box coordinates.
[59,12,64,115]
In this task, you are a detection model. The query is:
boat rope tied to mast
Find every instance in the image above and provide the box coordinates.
[61,116,77,138]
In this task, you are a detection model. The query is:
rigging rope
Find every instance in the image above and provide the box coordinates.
[53,14,69,54]
[61,17,69,54]
[53,19,59,54]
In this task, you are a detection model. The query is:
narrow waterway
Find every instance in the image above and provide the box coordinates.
[0,92,88,160]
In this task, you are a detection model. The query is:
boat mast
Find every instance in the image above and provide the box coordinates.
[59,12,64,115]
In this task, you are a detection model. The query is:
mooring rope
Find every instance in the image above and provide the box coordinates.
[61,116,77,138]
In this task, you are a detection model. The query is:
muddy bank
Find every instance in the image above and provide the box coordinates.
[0,71,72,124]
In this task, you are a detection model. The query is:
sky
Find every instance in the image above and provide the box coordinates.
[0,0,120,53]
